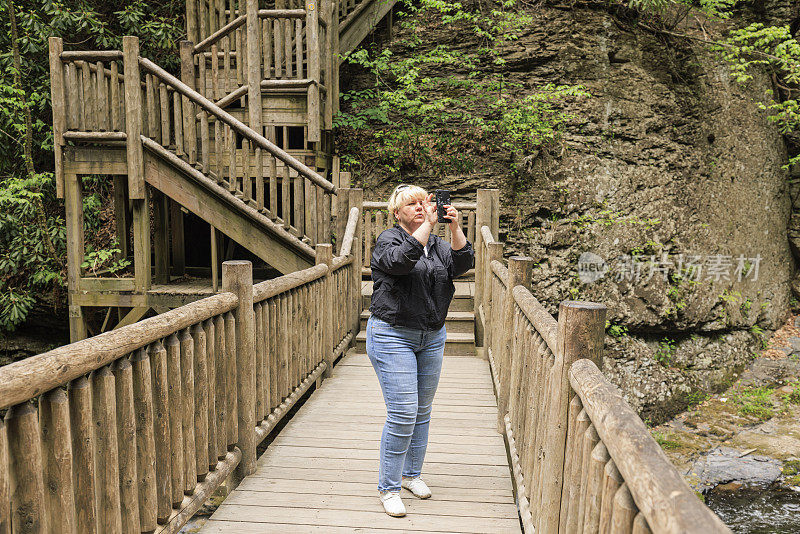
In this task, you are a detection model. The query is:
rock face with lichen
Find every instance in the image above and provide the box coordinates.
[340,2,796,422]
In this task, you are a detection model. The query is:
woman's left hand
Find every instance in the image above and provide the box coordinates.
[443,204,459,230]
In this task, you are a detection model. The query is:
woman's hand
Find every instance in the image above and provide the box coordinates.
[422,193,438,226]
[442,204,459,230]
[443,203,468,251]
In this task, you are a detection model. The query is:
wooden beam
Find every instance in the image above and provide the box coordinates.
[64,172,84,296]
[170,201,185,276]
[63,146,127,175]
[132,188,151,293]
[48,37,66,198]
[79,278,136,292]
[112,175,130,258]
[211,226,219,293]
[153,190,170,284]
[123,36,145,199]
[306,0,321,143]
[71,292,148,308]
[339,0,397,54]
[114,307,150,329]
[143,151,313,274]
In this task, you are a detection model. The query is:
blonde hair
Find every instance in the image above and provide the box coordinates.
[387,184,428,220]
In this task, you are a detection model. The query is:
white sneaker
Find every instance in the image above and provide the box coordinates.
[379,491,406,517]
[401,477,432,499]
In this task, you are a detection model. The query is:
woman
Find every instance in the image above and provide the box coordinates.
[366,184,475,517]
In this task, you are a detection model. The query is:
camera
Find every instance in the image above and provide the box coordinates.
[435,190,451,223]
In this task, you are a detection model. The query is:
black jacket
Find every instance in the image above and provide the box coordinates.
[370,225,475,330]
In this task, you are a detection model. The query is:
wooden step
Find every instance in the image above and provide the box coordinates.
[354,331,476,357]
[361,281,475,312]
[360,310,474,333]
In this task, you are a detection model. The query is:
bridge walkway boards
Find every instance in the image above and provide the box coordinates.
[200,350,521,533]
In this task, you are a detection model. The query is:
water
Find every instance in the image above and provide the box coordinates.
[705,489,800,533]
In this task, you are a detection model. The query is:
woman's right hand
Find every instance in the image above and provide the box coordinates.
[422,193,438,225]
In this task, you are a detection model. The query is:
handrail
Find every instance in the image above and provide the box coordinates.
[491,259,508,286]
[480,225,495,245]
[512,285,558,352]
[193,14,247,53]
[474,187,728,533]
[141,137,316,258]
[0,241,366,533]
[61,50,123,61]
[338,206,360,257]
[0,292,237,410]
[253,263,328,303]
[570,360,731,533]
[331,254,354,270]
[258,8,306,18]
[138,57,335,194]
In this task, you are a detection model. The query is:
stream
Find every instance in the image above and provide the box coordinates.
[706,489,800,533]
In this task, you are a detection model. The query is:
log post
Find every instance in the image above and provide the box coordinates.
[316,244,334,379]
[331,0,340,117]
[123,36,144,200]
[223,260,256,480]
[65,171,87,342]
[6,402,47,532]
[186,0,198,44]
[474,189,492,346]
[40,388,76,533]
[496,256,533,433]
[180,41,197,165]
[245,0,262,205]
[484,241,503,360]
[489,188,500,241]
[347,188,363,338]
[306,0,321,143]
[335,180,348,256]
[153,190,170,284]
[0,418,9,533]
[48,37,66,198]
[538,300,606,533]
[125,36,150,293]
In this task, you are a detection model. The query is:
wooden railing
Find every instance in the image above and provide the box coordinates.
[0,204,362,534]
[360,200,477,273]
[50,36,335,249]
[189,0,334,144]
[474,189,730,534]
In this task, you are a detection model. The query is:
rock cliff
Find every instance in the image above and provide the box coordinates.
[339,1,797,421]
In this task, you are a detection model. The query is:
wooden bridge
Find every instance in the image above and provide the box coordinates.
[0,0,733,532]
[0,196,731,533]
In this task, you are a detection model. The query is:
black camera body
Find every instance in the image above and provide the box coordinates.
[435,190,451,223]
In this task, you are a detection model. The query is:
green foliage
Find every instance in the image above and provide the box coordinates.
[0,1,184,332]
[651,429,681,449]
[0,171,65,331]
[491,85,590,154]
[81,243,130,277]
[714,23,800,168]
[628,0,735,18]
[334,0,589,180]
[731,386,774,421]
[605,320,629,338]
[685,389,709,408]
[780,383,800,408]
[654,337,676,366]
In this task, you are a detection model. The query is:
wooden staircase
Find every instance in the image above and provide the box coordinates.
[50,0,399,341]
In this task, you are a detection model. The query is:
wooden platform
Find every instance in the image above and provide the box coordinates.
[200,350,520,533]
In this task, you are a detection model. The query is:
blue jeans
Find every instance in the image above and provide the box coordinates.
[365,315,446,493]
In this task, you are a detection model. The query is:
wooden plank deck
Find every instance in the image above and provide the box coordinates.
[200,350,521,533]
